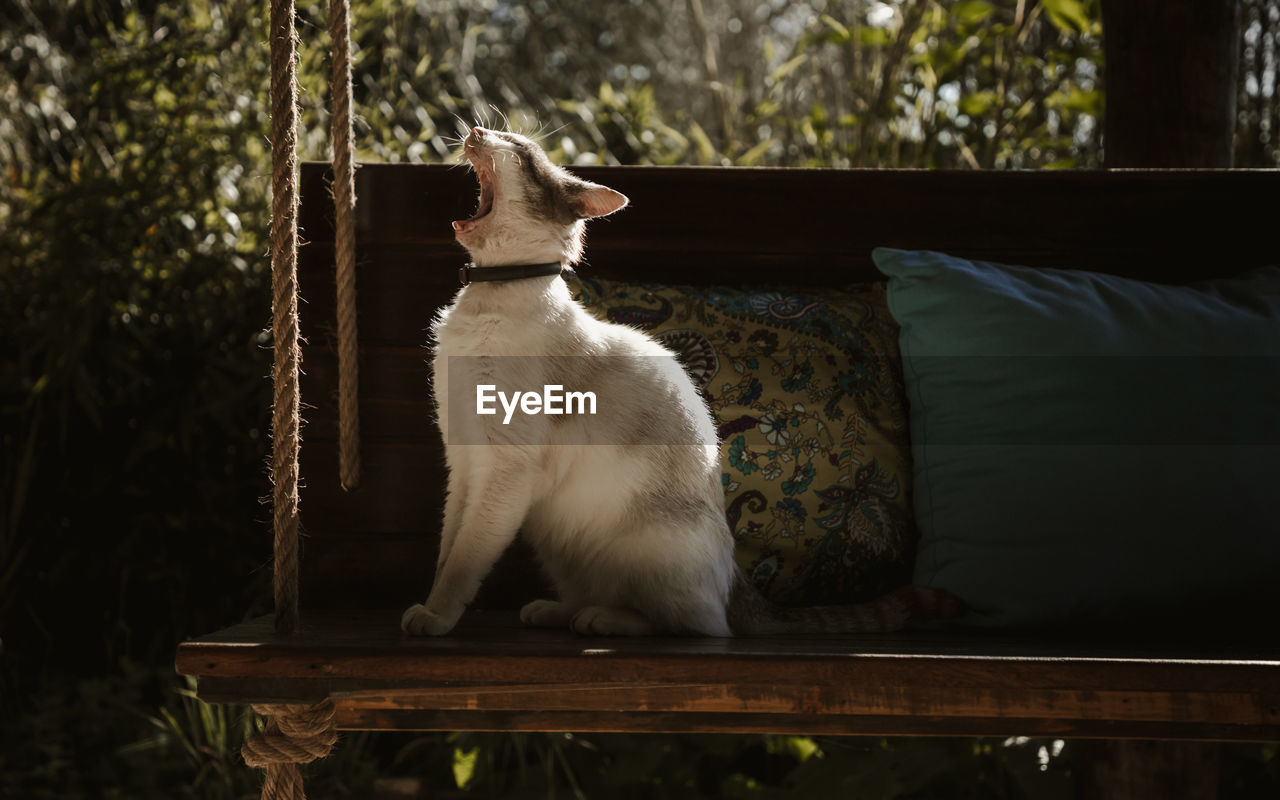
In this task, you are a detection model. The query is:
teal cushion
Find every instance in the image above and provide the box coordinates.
[872,248,1280,628]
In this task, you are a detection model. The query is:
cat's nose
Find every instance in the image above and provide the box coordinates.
[470,127,486,139]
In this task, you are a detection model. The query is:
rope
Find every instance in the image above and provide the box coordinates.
[269,0,301,639]
[262,0,354,793]
[242,699,339,800]
[330,0,361,491]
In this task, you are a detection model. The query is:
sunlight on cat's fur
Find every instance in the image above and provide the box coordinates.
[401,126,960,637]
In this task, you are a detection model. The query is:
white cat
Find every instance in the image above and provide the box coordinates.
[401,127,958,636]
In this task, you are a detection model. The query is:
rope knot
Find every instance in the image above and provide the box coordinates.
[242,698,338,768]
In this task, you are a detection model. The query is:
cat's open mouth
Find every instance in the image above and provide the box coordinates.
[453,152,495,234]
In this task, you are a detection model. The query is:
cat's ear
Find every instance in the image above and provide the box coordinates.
[566,180,629,219]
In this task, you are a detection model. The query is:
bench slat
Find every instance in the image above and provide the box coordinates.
[177,610,1280,740]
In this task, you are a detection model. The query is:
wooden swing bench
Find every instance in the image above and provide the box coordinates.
[177,163,1280,744]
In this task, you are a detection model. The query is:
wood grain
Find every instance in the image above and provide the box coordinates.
[331,710,1279,741]
[298,164,1280,347]
[1103,0,1240,167]
[178,610,1280,739]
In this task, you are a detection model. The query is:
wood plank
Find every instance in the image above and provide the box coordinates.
[299,439,441,533]
[331,709,1280,741]
[297,164,1280,346]
[190,684,1280,740]
[298,534,550,611]
[300,345,435,443]
[177,610,1280,740]
[189,669,1280,739]
[297,243,457,349]
[178,611,1280,681]
[339,684,1271,727]
[304,163,1280,259]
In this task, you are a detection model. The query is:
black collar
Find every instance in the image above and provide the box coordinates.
[459,262,562,286]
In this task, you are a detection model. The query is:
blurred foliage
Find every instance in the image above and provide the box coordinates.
[0,0,273,680]
[1,0,1278,796]
[1237,0,1280,167]
[1,0,274,674]
[276,0,1109,168]
[436,731,1085,799]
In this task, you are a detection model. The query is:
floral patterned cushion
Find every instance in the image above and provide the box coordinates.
[568,274,915,606]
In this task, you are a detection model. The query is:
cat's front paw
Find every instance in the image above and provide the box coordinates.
[520,599,574,628]
[570,605,656,636]
[401,603,460,636]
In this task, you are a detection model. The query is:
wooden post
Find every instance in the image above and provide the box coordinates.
[1103,0,1241,167]
[1090,4,1239,794]
[1093,4,1248,779]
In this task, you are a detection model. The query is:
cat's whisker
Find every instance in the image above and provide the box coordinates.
[522,119,549,142]
[452,115,472,140]
[489,104,513,134]
[532,121,571,144]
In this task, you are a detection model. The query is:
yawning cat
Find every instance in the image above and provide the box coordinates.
[401,126,959,636]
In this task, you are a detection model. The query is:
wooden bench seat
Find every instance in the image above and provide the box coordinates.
[177,163,1279,741]
[177,610,1280,740]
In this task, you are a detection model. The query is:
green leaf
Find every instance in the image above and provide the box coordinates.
[770,54,809,84]
[452,745,479,789]
[783,735,823,762]
[735,138,775,166]
[1041,0,1091,32]
[958,90,998,117]
[859,27,892,46]
[820,14,851,40]
[953,0,997,25]
[688,121,717,165]
[1046,86,1102,115]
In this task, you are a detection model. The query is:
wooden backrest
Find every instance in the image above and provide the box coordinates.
[296,164,1278,609]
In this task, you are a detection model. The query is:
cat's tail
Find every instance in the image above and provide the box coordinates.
[726,572,964,635]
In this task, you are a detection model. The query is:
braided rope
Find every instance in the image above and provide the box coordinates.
[269,0,301,639]
[330,0,361,491]
[262,0,353,793]
[243,700,339,800]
